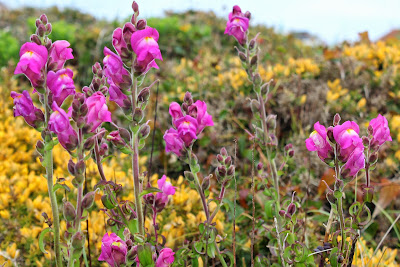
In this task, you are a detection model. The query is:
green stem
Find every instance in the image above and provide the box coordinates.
[43,83,62,266]
[337,196,346,253]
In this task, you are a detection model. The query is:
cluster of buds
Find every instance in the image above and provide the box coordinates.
[164,92,214,157]
[215,147,235,185]
[83,62,108,97]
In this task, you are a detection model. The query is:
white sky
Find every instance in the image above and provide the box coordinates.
[4,0,400,44]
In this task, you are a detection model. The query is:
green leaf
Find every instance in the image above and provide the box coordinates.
[52,183,70,193]
[137,245,154,267]
[101,155,114,163]
[39,227,53,254]
[127,219,139,234]
[139,187,162,197]
[207,243,216,258]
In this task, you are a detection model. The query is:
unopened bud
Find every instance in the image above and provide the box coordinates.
[132,1,139,13]
[333,113,341,126]
[136,19,147,30]
[30,34,41,45]
[257,162,263,170]
[138,87,150,103]
[288,150,294,158]
[369,152,378,164]
[40,14,48,24]
[244,11,251,19]
[35,19,41,28]
[84,137,95,151]
[285,143,293,151]
[133,108,143,123]
[36,140,45,155]
[183,92,193,105]
[279,210,286,217]
[37,24,46,37]
[220,147,228,157]
[184,171,195,182]
[266,114,277,130]
[68,159,76,176]
[119,128,131,143]
[63,201,76,222]
[367,125,374,136]
[250,99,260,114]
[287,203,296,216]
[253,73,261,86]
[217,165,227,177]
[75,160,86,175]
[46,24,52,34]
[139,124,150,139]
[71,232,85,249]
[202,176,210,191]
[217,154,224,163]
[327,126,335,143]
[238,51,246,62]
[82,191,96,210]
[250,55,258,66]
[224,156,232,166]
[227,165,235,176]
[249,39,256,50]
[362,136,370,146]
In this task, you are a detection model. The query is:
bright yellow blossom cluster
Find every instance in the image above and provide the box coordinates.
[353,238,398,266]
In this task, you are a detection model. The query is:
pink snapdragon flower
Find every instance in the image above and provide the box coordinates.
[47,68,76,106]
[49,40,74,70]
[14,42,48,88]
[174,115,198,146]
[188,100,214,134]
[369,114,392,146]
[85,92,112,132]
[224,5,250,45]
[163,128,184,157]
[108,80,129,108]
[305,122,333,161]
[156,248,175,267]
[130,27,163,74]
[103,47,131,88]
[144,175,176,212]
[11,90,44,129]
[341,142,365,177]
[98,233,127,267]
[112,28,128,56]
[333,121,363,162]
[49,102,78,150]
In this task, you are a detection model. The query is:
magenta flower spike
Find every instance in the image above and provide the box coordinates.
[369,114,392,146]
[85,92,112,132]
[49,40,74,71]
[174,115,199,146]
[47,68,76,106]
[112,28,128,56]
[103,47,131,87]
[188,100,214,134]
[98,233,128,267]
[224,5,250,45]
[14,42,48,88]
[49,102,78,151]
[305,122,333,161]
[155,248,175,267]
[130,27,163,74]
[11,90,44,129]
[163,128,184,157]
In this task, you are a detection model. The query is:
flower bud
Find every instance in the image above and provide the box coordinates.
[119,128,131,143]
[63,201,76,222]
[369,152,378,164]
[333,113,341,126]
[84,137,95,151]
[136,19,147,30]
[249,39,256,50]
[253,73,262,86]
[36,140,45,156]
[101,194,117,209]
[238,51,246,62]
[279,210,286,217]
[183,92,193,105]
[288,150,294,158]
[362,136,370,146]
[367,125,374,136]
[217,165,227,177]
[257,162,263,170]
[30,34,41,45]
[327,126,335,143]
[46,24,52,34]
[227,165,235,176]
[224,156,232,166]
[37,24,46,37]
[285,143,293,151]
[99,143,108,156]
[82,191,96,210]
[133,107,143,123]
[287,202,296,216]
[220,147,228,157]
[216,154,224,163]
[132,1,139,13]
[184,171,195,182]
[40,14,48,24]
[139,124,150,139]
[35,19,41,28]
[250,99,260,114]
[250,55,258,66]
[244,11,251,19]
[75,160,86,175]
[202,176,210,191]
[71,232,85,249]
[266,114,277,130]
[138,87,150,103]
[68,159,76,176]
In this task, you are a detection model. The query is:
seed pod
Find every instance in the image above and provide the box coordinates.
[71,232,85,249]
[139,124,150,139]
[75,160,86,175]
[184,171,195,182]
[238,51,246,62]
[252,73,261,86]
[63,201,76,222]
[133,108,143,123]
[138,87,150,103]
[250,55,258,66]
[84,137,95,151]
[201,176,210,191]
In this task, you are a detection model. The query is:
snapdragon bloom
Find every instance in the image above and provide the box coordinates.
[130,27,163,74]
[85,92,112,132]
[11,90,44,129]
[169,102,183,123]
[49,40,74,71]
[108,80,129,109]
[156,248,175,267]
[333,121,363,162]
[47,68,76,106]
[98,233,127,267]
[144,175,176,212]
[48,102,78,150]
[341,142,365,178]
[224,5,250,45]
[14,42,48,88]
[369,114,392,146]
[188,100,214,134]
[103,47,131,88]
[305,122,332,161]
[174,115,199,146]
[112,28,128,56]
[163,128,184,156]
